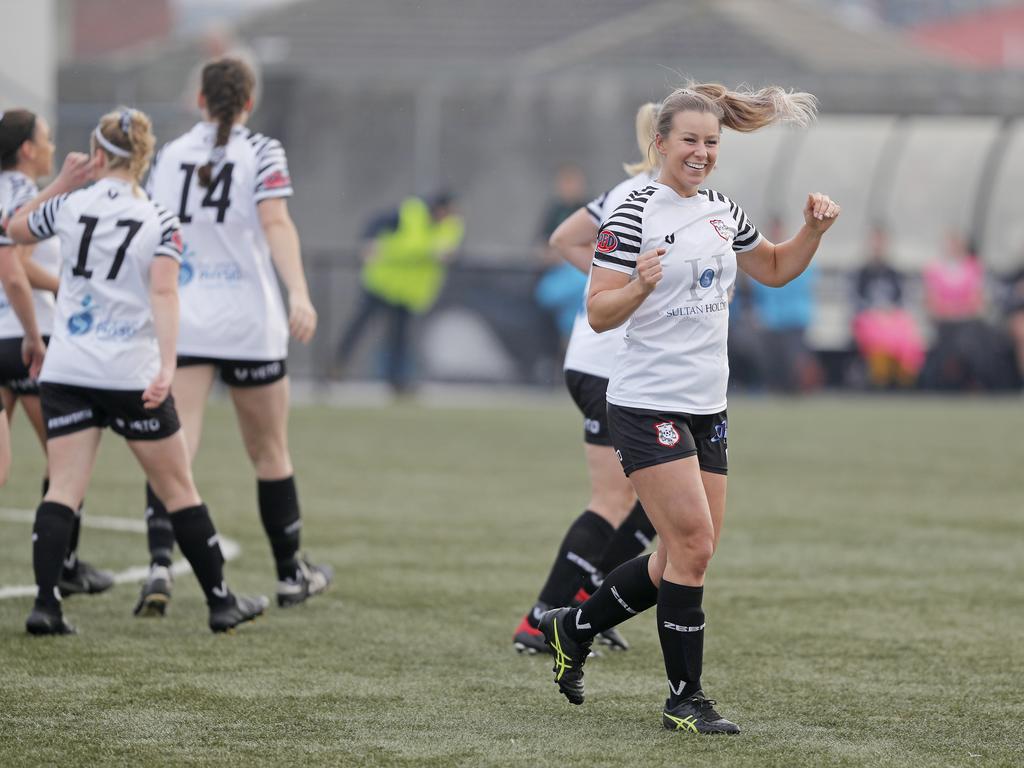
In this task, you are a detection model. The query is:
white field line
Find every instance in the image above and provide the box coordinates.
[0,507,241,600]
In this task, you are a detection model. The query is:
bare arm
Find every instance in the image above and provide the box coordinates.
[5,153,95,244]
[549,207,599,274]
[18,244,60,294]
[143,256,180,409]
[258,197,317,344]
[0,245,45,376]
[587,247,665,332]
[738,193,840,287]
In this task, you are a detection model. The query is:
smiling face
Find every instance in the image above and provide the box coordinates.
[654,110,720,197]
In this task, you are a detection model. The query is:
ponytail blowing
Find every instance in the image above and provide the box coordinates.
[657,81,817,140]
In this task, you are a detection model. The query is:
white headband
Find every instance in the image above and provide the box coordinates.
[93,126,131,158]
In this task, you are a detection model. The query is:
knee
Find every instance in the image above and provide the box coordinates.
[664,531,715,579]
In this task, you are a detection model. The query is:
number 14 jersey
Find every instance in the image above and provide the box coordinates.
[148,122,294,361]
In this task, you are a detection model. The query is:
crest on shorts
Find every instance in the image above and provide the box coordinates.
[596,229,619,253]
[654,421,680,447]
[708,219,730,240]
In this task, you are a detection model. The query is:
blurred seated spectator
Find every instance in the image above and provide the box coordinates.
[920,234,1015,390]
[851,226,925,388]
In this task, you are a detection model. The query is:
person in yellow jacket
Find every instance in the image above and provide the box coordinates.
[334,192,463,393]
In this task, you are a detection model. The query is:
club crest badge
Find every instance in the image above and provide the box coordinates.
[655,421,680,447]
[709,219,730,240]
[596,229,619,253]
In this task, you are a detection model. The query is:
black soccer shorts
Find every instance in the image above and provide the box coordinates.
[177,355,287,387]
[564,369,613,446]
[607,403,728,477]
[40,382,181,441]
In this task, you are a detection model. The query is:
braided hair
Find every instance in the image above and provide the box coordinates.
[198,57,255,188]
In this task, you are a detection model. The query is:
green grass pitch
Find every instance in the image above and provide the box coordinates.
[0,395,1021,767]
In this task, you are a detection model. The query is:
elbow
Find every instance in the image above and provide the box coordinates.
[586,307,612,334]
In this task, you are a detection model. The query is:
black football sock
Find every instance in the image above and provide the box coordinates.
[145,483,175,568]
[564,553,658,643]
[258,476,302,581]
[33,501,76,610]
[169,504,231,607]
[595,501,657,581]
[657,580,705,707]
[535,510,614,620]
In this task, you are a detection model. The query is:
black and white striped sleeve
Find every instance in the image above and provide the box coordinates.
[726,196,761,253]
[250,134,293,202]
[592,187,652,275]
[27,194,70,241]
[153,203,184,262]
[0,207,10,246]
[585,189,609,225]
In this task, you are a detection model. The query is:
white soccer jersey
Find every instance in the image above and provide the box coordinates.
[27,177,183,389]
[0,171,59,338]
[594,182,762,414]
[562,171,656,378]
[147,122,293,360]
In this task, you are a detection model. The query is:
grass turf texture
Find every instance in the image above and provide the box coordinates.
[0,395,1021,767]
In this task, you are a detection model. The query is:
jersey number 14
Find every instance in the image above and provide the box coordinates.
[177,162,234,224]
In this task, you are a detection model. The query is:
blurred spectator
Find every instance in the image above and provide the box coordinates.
[750,218,822,393]
[333,192,464,394]
[998,259,1024,388]
[920,234,1015,390]
[851,226,925,387]
[534,165,588,350]
[727,270,765,391]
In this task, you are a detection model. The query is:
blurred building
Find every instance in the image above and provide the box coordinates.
[38,0,1024,384]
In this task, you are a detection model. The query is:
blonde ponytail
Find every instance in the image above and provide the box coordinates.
[656,82,817,140]
[93,107,155,194]
[623,101,660,176]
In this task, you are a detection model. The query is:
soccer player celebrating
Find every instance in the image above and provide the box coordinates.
[513,103,661,655]
[6,107,267,635]
[537,83,839,734]
[0,109,114,592]
[140,57,330,615]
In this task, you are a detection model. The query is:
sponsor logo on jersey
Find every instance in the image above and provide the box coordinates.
[67,295,96,336]
[596,229,619,253]
[709,219,731,240]
[710,419,727,443]
[655,421,680,447]
[262,170,291,190]
[699,268,715,288]
[664,233,675,244]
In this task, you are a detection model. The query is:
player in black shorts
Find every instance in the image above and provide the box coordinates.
[6,107,267,635]
[512,104,662,655]
[0,107,113,593]
[534,83,839,734]
[138,57,330,616]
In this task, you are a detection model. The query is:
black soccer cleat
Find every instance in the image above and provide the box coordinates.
[133,565,172,617]
[276,557,334,608]
[209,593,269,633]
[59,560,115,597]
[662,691,740,735]
[513,614,552,655]
[538,608,592,705]
[26,604,77,636]
[596,626,630,651]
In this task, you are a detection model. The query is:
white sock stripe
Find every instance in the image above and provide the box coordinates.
[611,586,638,615]
[566,551,598,574]
[662,620,706,633]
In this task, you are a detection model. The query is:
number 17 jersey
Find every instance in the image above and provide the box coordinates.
[148,122,294,361]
